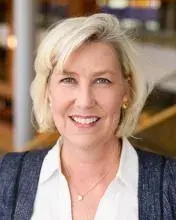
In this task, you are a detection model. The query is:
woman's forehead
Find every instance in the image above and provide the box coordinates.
[63,42,121,70]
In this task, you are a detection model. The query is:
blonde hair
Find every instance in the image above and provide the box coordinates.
[31,13,151,137]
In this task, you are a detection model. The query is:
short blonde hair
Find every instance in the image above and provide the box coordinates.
[31,13,151,137]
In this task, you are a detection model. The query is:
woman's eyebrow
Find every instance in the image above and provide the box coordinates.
[62,70,115,76]
[93,71,114,76]
[61,70,77,76]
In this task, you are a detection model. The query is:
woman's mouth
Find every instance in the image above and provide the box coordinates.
[69,116,100,128]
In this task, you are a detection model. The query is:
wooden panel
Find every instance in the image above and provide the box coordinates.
[133,105,176,157]
[0,81,12,99]
[136,105,176,133]
[0,121,13,153]
[24,132,59,152]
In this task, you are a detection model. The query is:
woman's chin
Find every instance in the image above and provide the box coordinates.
[65,134,102,150]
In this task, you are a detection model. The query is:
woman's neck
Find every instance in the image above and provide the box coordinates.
[60,137,122,180]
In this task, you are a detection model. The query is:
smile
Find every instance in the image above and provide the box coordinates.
[70,116,100,125]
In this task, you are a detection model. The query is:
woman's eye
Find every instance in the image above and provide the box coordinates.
[95,78,112,85]
[60,77,77,84]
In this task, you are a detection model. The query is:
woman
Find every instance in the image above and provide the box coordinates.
[0,13,176,220]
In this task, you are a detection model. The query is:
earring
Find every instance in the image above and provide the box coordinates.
[122,102,128,110]
[122,98,128,110]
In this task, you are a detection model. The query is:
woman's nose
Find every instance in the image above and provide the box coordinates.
[75,86,95,109]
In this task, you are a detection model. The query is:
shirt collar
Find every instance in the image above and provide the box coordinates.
[39,137,63,184]
[116,138,138,191]
[39,137,138,190]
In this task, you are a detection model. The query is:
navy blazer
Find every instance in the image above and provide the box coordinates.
[0,148,176,220]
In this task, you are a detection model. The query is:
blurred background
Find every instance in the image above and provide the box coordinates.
[0,0,176,156]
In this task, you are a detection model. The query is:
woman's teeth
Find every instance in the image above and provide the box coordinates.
[71,117,99,124]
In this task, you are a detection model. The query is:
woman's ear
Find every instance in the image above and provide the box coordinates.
[122,95,129,110]
[121,78,131,110]
[124,75,132,103]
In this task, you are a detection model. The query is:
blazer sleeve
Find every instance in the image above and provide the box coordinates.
[0,152,27,218]
[163,157,176,219]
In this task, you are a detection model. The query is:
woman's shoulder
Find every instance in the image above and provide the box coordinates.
[0,148,51,195]
[0,148,51,174]
[136,148,176,180]
[0,151,27,171]
[136,148,176,163]
[136,149,176,218]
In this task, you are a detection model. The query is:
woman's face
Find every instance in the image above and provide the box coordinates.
[49,42,128,148]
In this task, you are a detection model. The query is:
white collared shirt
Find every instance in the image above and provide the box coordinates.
[31,138,138,220]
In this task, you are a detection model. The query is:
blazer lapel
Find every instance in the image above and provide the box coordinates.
[137,149,165,220]
[13,148,50,220]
